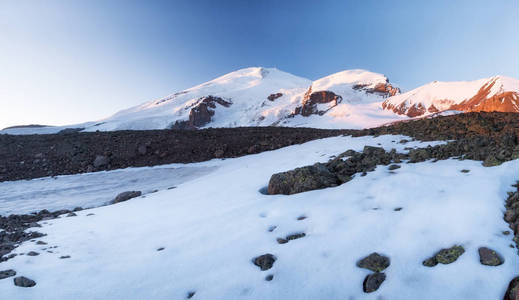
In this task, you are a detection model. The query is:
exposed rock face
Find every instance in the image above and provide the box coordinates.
[172,96,232,129]
[294,87,343,117]
[357,253,390,272]
[353,81,400,98]
[267,93,283,101]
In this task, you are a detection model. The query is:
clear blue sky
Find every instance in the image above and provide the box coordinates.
[1,0,518,128]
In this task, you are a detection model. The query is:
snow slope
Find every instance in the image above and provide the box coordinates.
[1,135,518,299]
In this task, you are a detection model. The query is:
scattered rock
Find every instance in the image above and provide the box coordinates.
[503,230,511,235]
[394,207,403,211]
[286,232,305,241]
[423,245,465,267]
[0,269,16,280]
[276,238,288,244]
[86,213,95,216]
[13,276,36,287]
[36,241,47,245]
[59,255,71,259]
[27,251,39,256]
[478,247,504,266]
[357,253,390,272]
[296,215,307,221]
[363,272,386,293]
[157,247,165,251]
[187,291,196,299]
[253,254,276,271]
[461,169,470,173]
[388,164,401,170]
[112,191,142,204]
[265,274,274,281]
[267,226,277,232]
[66,212,77,217]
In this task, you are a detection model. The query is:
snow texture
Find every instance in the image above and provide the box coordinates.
[1,135,518,300]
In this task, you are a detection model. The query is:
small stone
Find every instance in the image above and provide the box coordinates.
[86,213,95,216]
[388,164,401,170]
[363,272,386,293]
[276,238,288,244]
[157,247,165,251]
[36,241,47,245]
[0,269,16,280]
[187,291,196,299]
[286,232,306,241]
[297,215,307,221]
[503,230,511,235]
[461,169,470,173]
[478,247,504,266]
[394,207,403,211]
[268,226,277,232]
[59,255,71,259]
[66,212,77,217]
[422,257,438,267]
[27,251,39,256]
[253,254,276,271]
[265,274,274,281]
[13,276,36,287]
[357,253,390,272]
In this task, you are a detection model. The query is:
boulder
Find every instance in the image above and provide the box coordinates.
[13,276,36,287]
[267,163,339,195]
[505,276,519,300]
[112,191,142,204]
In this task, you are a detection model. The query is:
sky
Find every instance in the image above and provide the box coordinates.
[1,0,518,129]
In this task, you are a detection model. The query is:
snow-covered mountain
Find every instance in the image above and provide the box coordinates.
[1,67,406,134]
[383,76,519,117]
[89,67,403,131]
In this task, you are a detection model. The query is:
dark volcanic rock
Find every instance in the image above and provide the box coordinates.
[0,269,16,280]
[478,247,504,266]
[172,96,232,129]
[423,245,465,267]
[13,276,36,287]
[253,253,276,271]
[363,272,386,293]
[357,253,390,272]
[505,276,519,300]
[112,191,142,204]
[27,251,39,256]
[267,163,339,195]
[265,274,274,281]
[0,127,352,182]
[267,93,283,101]
[93,155,109,168]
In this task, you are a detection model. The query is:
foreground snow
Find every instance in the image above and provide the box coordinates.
[1,135,518,299]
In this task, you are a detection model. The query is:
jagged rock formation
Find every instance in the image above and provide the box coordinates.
[294,87,343,116]
[171,96,232,129]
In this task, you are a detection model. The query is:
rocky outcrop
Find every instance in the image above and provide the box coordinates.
[353,81,400,98]
[172,96,232,129]
[294,87,343,117]
[383,77,519,117]
[267,93,283,101]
